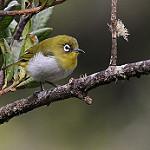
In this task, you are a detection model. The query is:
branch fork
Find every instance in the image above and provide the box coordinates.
[69,78,93,105]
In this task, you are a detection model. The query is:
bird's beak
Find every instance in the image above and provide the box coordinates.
[74,48,85,53]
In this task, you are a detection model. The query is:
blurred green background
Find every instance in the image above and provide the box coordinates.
[1,0,150,149]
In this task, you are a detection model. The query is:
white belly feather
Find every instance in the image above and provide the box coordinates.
[27,52,73,82]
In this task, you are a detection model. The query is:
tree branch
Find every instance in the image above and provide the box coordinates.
[1,59,150,124]
[0,0,66,16]
[109,0,118,66]
[12,14,33,42]
[0,6,42,16]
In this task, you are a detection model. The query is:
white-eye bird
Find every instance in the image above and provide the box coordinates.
[7,35,85,89]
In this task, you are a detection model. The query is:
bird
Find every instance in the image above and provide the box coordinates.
[4,35,85,90]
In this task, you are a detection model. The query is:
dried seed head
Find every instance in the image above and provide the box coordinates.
[116,19,130,41]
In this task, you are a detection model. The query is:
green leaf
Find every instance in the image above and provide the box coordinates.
[31,27,53,41]
[0,1,20,39]
[21,33,38,56]
[32,6,53,30]
[0,39,15,86]
[31,0,54,7]
[0,39,14,68]
[11,40,23,62]
[9,20,18,34]
[0,16,14,37]
[8,39,28,88]
[22,19,32,38]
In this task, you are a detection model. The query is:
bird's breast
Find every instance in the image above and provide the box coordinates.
[27,52,73,82]
[56,53,78,70]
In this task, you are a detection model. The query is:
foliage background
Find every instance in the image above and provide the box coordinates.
[1,0,150,149]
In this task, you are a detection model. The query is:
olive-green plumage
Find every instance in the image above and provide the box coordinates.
[21,35,79,70]
[8,35,84,85]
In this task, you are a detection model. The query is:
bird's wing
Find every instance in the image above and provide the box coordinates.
[4,39,53,69]
[20,43,40,62]
[21,39,54,61]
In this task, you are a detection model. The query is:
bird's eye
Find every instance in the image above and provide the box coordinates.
[64,44,71,52]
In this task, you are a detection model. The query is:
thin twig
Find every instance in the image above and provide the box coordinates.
[0,0,66,16]
[1,59,150,124]
[0,6,42,16]
[12,14,33,41]
[109,0,118,66]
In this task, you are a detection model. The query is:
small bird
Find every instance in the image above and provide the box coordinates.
[6,35,84,90]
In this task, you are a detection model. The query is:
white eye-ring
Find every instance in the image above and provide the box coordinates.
[64,44,71,52]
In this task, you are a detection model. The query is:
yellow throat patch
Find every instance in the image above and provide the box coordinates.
[56,52,78,71]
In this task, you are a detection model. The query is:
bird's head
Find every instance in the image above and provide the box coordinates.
[49,35,85,70]
[50,35,84,55]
